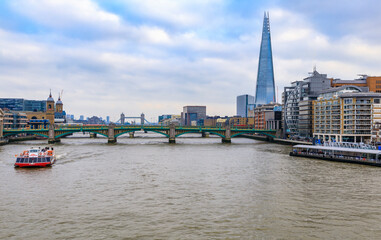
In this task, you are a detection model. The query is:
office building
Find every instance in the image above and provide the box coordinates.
[254,103,282,130]
[181,106,206,126]
[283,69,332,138]
[254,12,276,105]
[237,94,255,117]
[0,98,46,112]
[158,115,173,123]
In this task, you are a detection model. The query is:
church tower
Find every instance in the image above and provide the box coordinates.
[46,91,55,125]
[56,93,63,113]
[254,12,276,105]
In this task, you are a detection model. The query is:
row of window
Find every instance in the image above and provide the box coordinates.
[16,157,51,163]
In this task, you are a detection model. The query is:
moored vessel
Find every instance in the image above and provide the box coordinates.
[14,147,56,168]
[290,142,381,167]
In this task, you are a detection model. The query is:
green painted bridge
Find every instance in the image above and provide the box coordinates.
[2,124,277,144]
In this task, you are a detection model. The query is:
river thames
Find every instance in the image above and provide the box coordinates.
[1,133,381,239]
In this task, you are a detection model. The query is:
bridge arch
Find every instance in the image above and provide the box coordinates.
[83,130,108,138]
[115,130,139,138]
[203,131,226,138]
[231,132,276,138]
[175,130,201,138]
[142,129,170,138]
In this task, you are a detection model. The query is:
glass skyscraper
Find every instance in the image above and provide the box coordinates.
[236,94,255,117]
[254,12,275,105]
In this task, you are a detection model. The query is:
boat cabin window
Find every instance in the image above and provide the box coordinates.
[46,157,51,162]
[16,158,21,163]
[30,150,39,153]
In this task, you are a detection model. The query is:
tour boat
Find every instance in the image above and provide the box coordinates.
[14,147,56,168]
[290,142,381,167]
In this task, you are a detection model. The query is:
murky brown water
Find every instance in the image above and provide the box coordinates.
[1,133,381,239]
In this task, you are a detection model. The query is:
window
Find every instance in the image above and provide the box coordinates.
[16,158,21,163]
[375,99,380,104]
[344,98,353,104]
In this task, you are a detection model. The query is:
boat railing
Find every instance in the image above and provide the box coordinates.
[292,150,381,163]
[322,141,376,150]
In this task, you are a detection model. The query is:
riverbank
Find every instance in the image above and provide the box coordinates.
[241,134,313,145]
[0,139,8,145]
[7,136,39,143]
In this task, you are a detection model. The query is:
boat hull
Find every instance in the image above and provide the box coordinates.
[14,157,56,168]
[290,152,381,167]
[15,162,52,168]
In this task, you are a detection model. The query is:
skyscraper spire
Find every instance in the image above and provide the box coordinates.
[254,12,276,105]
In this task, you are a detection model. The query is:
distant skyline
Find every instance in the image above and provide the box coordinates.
[1,0,381,121]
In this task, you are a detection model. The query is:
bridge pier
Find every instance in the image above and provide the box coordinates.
[222,125,231,143]
[129,132,135,138]
[48,124,60,144]
[202,132,209,138]
[169,123,176,143]
[90,133,97,138]
[108,124,116,143]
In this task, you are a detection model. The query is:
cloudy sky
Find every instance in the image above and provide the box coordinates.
[1,0,381,121]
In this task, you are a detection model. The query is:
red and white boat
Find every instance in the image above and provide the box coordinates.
[14,147,56,168]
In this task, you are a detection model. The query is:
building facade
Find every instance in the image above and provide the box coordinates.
[283,69,332,138]
[181,106,206,126]
[254,103,282,130]
[332,75,381,93]
[0,98,46,112]
[254,12,276,105]
[229,117,254,128]
[237,94,255,117]
[2,111,27,129]
[313,86,381,143]
[1,92,65,129]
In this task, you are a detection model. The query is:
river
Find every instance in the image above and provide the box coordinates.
[1,133,381,239]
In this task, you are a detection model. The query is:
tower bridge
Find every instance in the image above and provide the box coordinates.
[116,113,153,125]
[2,124,276,144]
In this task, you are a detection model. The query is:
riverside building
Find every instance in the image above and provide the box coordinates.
[254,103,282,130]
[313,86,381,143]
[283,69,332,138]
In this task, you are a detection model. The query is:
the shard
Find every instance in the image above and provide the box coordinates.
[254,12,275,105]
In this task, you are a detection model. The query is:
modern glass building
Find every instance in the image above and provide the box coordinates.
[254,12,276,105]
[0,98,24,111]
[181,106,206,126]
[24,100,46,112]
[0,98,46,112]
[236,94,255,117]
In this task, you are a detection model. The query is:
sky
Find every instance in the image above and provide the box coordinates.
[1,0,381,122]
